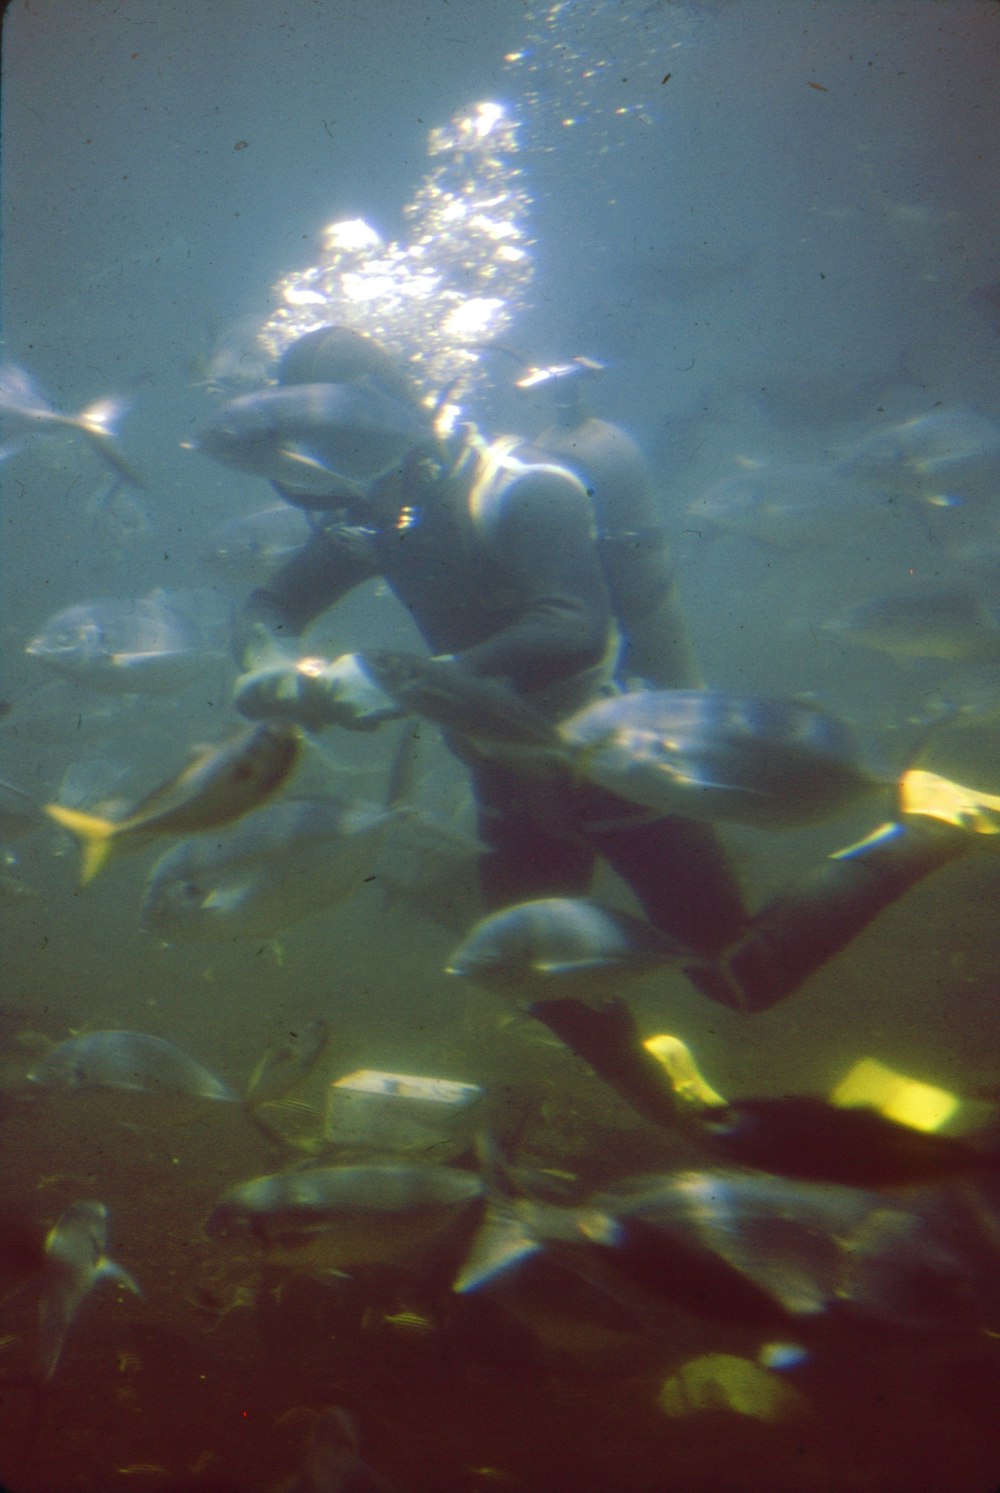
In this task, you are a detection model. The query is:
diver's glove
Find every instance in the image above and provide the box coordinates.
[234,653,404,731]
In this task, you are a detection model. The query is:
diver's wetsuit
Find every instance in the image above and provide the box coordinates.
[244,425,985,1012]
[244,433,749,958]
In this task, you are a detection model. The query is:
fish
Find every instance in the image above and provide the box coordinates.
[592,1164,1000,1338]
[82,473,152,550]
[0,778,41,840]
[360,652,559,749]
[454,1136,1000,1347]
[841,406,1000,504]
[446,898,686,996]
[37,1200,141,1381]
[361,655,884,829]
[27,1030,237,1104]
[44,721,301,883]
[278,1405,400,1493]
[186,381,430,504]
[199,503,314,585]
[822,589,1000,663]
[139,795,397,941]
[206,1162,485,1272]
[26,588,229,696]
[0,363,144,488]
[243,1019,332,1107]
[686,460,869,552]
[560,689,883,829]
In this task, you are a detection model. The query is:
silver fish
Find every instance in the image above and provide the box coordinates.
[361,657,883,829]
[37,1201,141,1381]
[244,1019,332,1107]
[0,363,144,487]
[28,1030,237,1103]
[446,897,685,995]
[26,588,226,695]
[842,407,1000,501]
[822,589,1000,663]
[686,460,869,552]
[560,689,883,828]
[186,382,429,504]
[206,1163,484,1271]
[139,796,398,941]
[200,503,314,585]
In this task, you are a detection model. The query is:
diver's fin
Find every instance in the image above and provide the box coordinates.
[898,768,1000,836]
[44,804,117,884]
[529,996,680,1131]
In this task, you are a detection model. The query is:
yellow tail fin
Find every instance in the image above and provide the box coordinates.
[44,804,117,884]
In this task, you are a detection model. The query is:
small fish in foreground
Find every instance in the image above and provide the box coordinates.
[45,720,301,883]
[37,1201,141,1381]
[0,362,144,487]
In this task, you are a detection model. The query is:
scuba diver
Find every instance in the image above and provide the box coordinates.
[226,324,1000,1013]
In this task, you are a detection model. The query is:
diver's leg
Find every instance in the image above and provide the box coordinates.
[686,808,980,1014]
[472,760,595,910]
[588,811,749,957]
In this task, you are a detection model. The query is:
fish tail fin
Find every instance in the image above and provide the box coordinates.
[98,1256,143,1298]
[75,399,145,488]
[0,363,49,416]
[44,804,117,884]
[76,396,124,437]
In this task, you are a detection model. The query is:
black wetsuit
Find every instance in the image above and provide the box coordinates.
[245,429,982,1012]
[244,437,748,957]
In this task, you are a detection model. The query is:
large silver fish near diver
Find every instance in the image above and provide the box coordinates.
[361,652,884,829]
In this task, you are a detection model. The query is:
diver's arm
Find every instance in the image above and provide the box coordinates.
[240,526,379,649]
[455,468,613,692]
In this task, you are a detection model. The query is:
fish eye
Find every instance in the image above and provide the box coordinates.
[181,881,206,905]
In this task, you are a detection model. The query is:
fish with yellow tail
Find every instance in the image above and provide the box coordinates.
[45,721,301,884]
[38,1200,141,1381]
